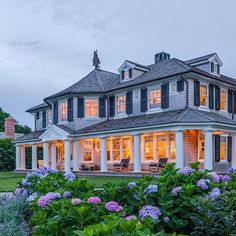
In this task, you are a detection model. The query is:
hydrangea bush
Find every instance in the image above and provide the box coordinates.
[16,164,236,235]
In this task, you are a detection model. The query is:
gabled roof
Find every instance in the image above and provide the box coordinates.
[185,53,216,65]
[45,68,119,101]
[26,103,50,113]
[117,60,150,72]
[14,130,45,142]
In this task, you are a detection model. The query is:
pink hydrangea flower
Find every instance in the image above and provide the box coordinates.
[87,196,101,204]
[71,198,82,205]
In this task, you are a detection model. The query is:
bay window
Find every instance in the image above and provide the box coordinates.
[149,88,161,109]
[59,100,67,122]
[220,136,227,161]
[220,90,227,111]
[112,139,121,161]
[157,135,166,158]
[116,95,126,114]
[83,140,93,161]
[200,85,207,107]
[85,98,98,117]
[123,138,131,159]
[144,136,153,161]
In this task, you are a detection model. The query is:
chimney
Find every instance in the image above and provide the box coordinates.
[4,116,16,139]
[155,52,170,63]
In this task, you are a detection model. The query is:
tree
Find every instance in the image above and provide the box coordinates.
[0,138,15,170]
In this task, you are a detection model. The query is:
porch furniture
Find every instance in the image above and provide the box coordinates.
[37,160,44,168]
[149,158,168,172]
[113,158,130,171]
[80,163,96,171]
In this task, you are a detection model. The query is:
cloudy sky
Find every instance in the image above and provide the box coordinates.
[0,0,235,128]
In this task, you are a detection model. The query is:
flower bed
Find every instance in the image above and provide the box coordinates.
[16,163,236,235]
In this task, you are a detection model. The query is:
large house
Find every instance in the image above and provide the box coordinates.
[15,51,236,173]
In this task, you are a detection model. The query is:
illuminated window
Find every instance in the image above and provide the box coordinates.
[200,85,207,107]
[47,111,52,124]
[171,83,177,93]
[83,140,93,161]
[85,98,98,116]
[144,136,153,161]
[112,139,121,161]
[59,101,67,122]
[198,132,205,161]
[169,134,176,160]
[123,138,131,159]
[157,135,166,159]
[116,95,126,114]
[220,136,227,161]
[124,70,129,79]
[149,88,161,109]
[220,90,227,111]
[107,139,111,161]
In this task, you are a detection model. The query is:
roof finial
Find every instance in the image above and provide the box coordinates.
[93,50,100,69]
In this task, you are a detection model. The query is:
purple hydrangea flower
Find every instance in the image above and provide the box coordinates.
[177,166,195,175]
[64,171,76,181]
[208,187,221,200]
[227,167,235,174]
[128,182,137,189]
[15,187,28,196]
[27,192,38,202]
[53,193,62,199]
[105,201,123,212]
[207,172,220,183]
[87,196,101,204]
[144,185,158,194]
[171,186,182,196]
[63,191,72,198]
[163,216,170,223]
[71,198,82,205]
[220,175,231,182]
[196,179,209,190]
[37,195,52,208]
[125,215,137,220]
[139,205,161,221]
[21,178,31,187]
[26,167,57,180]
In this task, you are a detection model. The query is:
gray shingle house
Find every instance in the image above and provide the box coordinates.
[15,52,236,173]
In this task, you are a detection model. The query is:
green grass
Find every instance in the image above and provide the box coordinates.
[0,171,140,192]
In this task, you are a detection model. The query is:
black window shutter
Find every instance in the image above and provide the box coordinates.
[227,136,232,163]
[67,98,73,122]
[161,83,169,109]
[42,111,46,128]
[128,68,132,78]
[194,80,200,106]
[77,97,84,118]
[228,89,233,113]
[99,97,106,118]
[215,86,220,111]
[126,91,133,115]
[217,64,220,74]
[109,96,115,117]
[140,88,148,112]
[215,135,220,162]
[53,101,58,124]
[36,112,40,120]
[211,62,214,73]
[121,71,124,80]
[177,80,184,92]
[209,84,214,109]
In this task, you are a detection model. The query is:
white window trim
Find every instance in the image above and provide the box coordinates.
[170,81,178,94]
[84,97,99,118]
[148,86,162,112]
[115,93,126,116]
[59,99,68,123]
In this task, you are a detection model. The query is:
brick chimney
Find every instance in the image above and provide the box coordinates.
[4,116,16,139]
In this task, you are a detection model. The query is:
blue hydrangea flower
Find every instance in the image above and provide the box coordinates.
[208,187,220,200]
[144,185,158,194]
[64,171,76,181]
[27,192,38,202]
[63,191,72,198]
[139,205,161,221]
[220,175,231,182]
[171,186,182,196]
[196,179,209,190]
[207,172,220,183]
[227,167,234,174]
[163,216,170,223]
[128,182,137,189]
[177,166,195,175]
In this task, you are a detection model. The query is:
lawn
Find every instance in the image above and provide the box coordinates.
[0,171,140,192]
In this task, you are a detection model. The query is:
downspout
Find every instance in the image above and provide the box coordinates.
[232,92,235,120]
[181,75,189,109]
[104,95,110,121]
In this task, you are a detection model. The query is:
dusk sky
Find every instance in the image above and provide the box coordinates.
[0,0,235,129]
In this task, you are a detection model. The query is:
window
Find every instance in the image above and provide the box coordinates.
[144,136,153,161]
[169,134,176,160]
[83,140,93,161]
[171,83,177,93]
[112,139,121,161]
[220,90,227,111]
[85,98,98,116]
[59,101,67,122]
[123,138,131,159]
[47,111,52,125]
[198,132,205,161]
[220,136,227,161]
[107,139,111,161]
[124,70,129,79]
[157,135,166,158]
[200,85,207,107]
[149,88,161,109]
[116,95,126,114]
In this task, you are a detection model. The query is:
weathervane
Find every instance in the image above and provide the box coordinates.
[93,50,101,69]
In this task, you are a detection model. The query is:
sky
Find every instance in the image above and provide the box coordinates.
[0,0,235,129]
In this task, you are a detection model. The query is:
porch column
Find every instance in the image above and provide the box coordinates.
[31,144,37,170]
[153,135,158,162]
[166,134,170,159]
[134,133,141,172]
[20,146,26,169]
[51,143,57,170]
[100,137,107,171]
[204,130,213,170]
[175,130,184,169]
[232,134,236,169]
[15,145,21,170]
[43,142,49,168]
[64,140,71,171]
[73,140,80,171]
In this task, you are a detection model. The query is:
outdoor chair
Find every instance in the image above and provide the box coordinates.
[113,158,130,171]
[148,158,168,172]
[37,160,44,168]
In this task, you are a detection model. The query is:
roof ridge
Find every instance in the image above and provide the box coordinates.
[190,109,215,122]
[175,108,191,121]
[173,58,192,70]
[93,70,104,90]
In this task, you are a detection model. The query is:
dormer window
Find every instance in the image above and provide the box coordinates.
[122,69,132,80]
